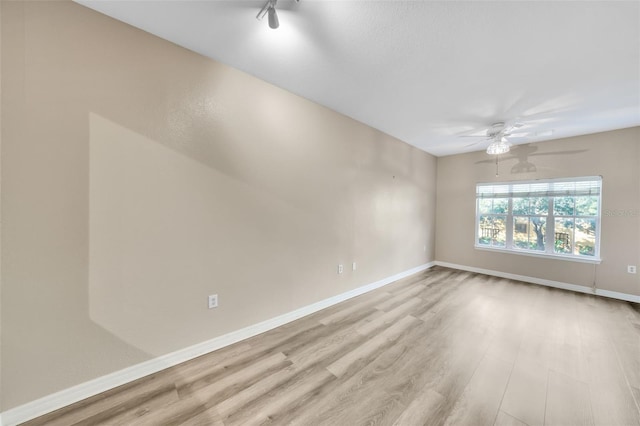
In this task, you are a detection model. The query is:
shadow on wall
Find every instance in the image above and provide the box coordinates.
[474,144,589,175]
[88,112,342,356]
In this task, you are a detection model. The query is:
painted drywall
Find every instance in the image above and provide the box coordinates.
[436,127,640,297]
[1,1,436,409]
[0,0,3,415]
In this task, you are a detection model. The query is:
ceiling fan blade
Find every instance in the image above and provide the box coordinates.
[464,138,490,147]
[509,129,554,138]
[454,118,553,147]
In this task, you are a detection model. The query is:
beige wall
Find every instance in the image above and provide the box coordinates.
[436,127,640,296]
[1,1,436,409]
[0,0,3,414]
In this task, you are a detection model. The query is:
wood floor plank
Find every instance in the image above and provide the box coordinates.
[545,370,594,426]
[222,369,336,426]
[283,347,404,425]
[177,352,289,401]
[587,377,640,426]
[374,284,426,312]
[420,332,492,423]
[443,353,513,426]
[632,387,640,416]
[244,321,336,360]
[580,335,624,382]
[391,387,445,426]
[215,366,298,418]
[500,359,547,426]
[614,340,640,389]
[485,327,523,365]
[326,314,420,378]
[63,386,181,426]
[319,291,390,325]
[117,395,210,426]
[355,296,423,335]
[515,328,554,372]
[176,407,225,426]
[385,271,430,293]
[412,277,467,318]
[421,267,459,287]
[288,338,433,426]
[22,374,180,426]
[549,340,589,383]
[287,327,365,371]
[493,410,529,426]
[578,332,640,425]
[106,388,181,426]
[282,290,476,425]
[172,343,254,388]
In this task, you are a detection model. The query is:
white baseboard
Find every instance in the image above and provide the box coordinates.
[435,261,640,303]
[0,261,435,426]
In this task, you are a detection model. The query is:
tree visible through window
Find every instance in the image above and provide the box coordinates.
[476,177,601,261]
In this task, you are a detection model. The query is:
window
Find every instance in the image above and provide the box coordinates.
[476,177,601,262]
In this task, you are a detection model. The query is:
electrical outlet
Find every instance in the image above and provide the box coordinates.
[208,294,218,309]
[338,264,344,274]
[628,265,637,274]
[352,262,357,271]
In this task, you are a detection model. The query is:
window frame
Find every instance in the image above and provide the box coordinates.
[475,176,602,264]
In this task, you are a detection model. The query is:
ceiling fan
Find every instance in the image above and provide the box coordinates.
[461,121,554,155]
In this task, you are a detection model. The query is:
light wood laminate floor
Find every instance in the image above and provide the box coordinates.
[24,267,640,426]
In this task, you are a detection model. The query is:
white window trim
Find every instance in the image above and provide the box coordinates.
[475,176,602,264]
[475,246,601,264]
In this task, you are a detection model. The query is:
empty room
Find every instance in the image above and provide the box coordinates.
[1,1,639,425]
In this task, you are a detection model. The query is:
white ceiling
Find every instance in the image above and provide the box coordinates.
[77,0,640,157]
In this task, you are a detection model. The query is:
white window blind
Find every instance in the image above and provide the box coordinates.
[477,176,601,199]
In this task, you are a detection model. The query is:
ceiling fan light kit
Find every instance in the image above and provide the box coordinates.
[486,140,511,155]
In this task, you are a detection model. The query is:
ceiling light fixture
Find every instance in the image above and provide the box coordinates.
[257,0,279,29]
[486,137,511,155]
[268,6,279,29]
[257,0,299,29]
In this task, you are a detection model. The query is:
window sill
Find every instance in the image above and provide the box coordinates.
[474,245,602,264]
